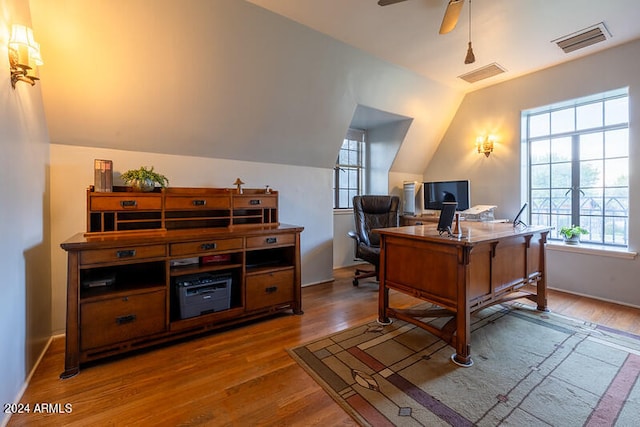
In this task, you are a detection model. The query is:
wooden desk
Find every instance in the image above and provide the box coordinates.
[376,222,551,367]
[400,213,439,226]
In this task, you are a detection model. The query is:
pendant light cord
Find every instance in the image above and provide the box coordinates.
[468,0,472,43]
[464,0,476,64]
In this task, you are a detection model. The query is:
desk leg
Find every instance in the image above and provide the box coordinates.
[378,286,391,325]
[378,237,391,325]
[451,252,473,367]
[451,307,473,367]
[536,278,549,312]
[537,232,549,312]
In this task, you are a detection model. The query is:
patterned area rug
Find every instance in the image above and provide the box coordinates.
[289,303,640,426]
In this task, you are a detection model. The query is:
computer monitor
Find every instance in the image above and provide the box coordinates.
[423,180,470,211]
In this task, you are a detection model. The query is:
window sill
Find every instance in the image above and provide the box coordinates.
[547,242,637,260]
[333,209,353,215]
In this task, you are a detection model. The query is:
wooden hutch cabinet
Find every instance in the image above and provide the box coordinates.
[60,186,303,378]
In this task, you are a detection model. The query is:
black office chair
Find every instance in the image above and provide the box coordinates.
[347,195,400,286]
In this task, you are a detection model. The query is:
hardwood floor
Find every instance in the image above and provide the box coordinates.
[8,266,640,426]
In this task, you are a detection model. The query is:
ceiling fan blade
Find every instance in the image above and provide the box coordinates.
[439,0,464,34]
[378,0,407,6]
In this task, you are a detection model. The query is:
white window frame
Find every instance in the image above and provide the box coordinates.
[334,129,366,209]
[521,88,630,249]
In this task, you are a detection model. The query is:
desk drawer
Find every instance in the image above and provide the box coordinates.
[165,195,230,210]
[170,238,243,256]
[80,289,166,350]
[246,269,294,311]
[90,194,162,211]
[80,245,166,265]
[246,233,294,249]
[233,195,277,209]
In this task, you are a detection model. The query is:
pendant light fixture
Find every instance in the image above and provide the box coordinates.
[464,0,475,64]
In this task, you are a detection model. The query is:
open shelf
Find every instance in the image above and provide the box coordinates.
[87,187,279,234]
[80,261,166,301]
[169,262,243,277]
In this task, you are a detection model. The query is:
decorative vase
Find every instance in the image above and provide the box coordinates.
[131,179,155,192]
[563,235,580,245]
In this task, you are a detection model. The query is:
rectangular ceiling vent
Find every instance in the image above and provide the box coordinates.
[458,63,506,84]
[553,22,611,54]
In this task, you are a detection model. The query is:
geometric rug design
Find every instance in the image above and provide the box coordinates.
[289,303,640,426]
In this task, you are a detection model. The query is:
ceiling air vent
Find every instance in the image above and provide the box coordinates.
[458,63,506,84]
[553,22,611,54]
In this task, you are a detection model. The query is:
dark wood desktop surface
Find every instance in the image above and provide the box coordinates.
[376,222,552,366]
[400,213,439,225]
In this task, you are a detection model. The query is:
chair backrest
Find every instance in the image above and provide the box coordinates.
[353,195,400,247]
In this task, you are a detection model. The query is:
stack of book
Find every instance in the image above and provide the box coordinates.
[94,159,113,192]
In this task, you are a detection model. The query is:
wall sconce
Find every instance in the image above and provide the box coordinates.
[476,135,495,157]
[8,24,43,89]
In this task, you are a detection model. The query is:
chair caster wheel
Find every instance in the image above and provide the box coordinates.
[352,279,359,286]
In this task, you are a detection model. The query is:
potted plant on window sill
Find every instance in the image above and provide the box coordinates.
[120,166,169,192]
[559,225,588,245]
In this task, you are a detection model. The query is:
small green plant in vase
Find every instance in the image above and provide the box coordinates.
[559,225,588,245]
[120,166,169,192]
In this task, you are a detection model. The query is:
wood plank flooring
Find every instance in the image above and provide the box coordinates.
[7,267,640,426]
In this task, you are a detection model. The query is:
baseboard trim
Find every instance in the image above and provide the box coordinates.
[302,278,334,287]
[547,286,640,310]
[1,334,60,427]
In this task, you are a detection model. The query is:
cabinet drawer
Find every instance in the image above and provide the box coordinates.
[165,195,230,210]
[246,269,294,311]
[80,290,166,350]
[170,238,244,256]
[246,233,294,249]
[233,195,277,209]
[90,195,162,211]
[80,245,166,265]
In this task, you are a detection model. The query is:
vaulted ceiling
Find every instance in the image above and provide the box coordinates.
[247,0,640,91]
[26,0,640,175]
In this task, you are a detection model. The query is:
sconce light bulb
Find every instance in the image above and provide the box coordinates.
[476,135,495,157]
[8,24,42,89]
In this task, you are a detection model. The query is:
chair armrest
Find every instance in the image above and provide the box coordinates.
[347,230,361,245]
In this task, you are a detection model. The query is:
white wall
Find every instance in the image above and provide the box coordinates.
[333,210,360,269]
[424,39,640,307]
[367,120,412,194]
[30,0,463,175]
[49,144,333,334]
[0,0,51,420]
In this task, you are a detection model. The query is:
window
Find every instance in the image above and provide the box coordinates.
[522,89,629,247]
[334,129,366,209]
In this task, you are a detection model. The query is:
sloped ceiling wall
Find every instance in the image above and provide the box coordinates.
[29,0,462,174]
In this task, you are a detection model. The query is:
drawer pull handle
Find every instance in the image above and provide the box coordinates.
[120,200,137,208]
[249,199,261,205]
[265,237,277,244]
[116,314,136,325]
[266,286,278,294]
[192,199,206,206]
[116,249,136,258]
[201,243,217,250]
